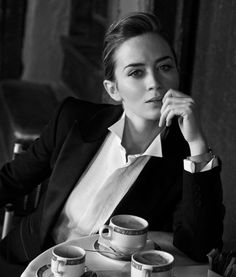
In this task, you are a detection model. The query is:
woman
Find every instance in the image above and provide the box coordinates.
[0,12,224,275]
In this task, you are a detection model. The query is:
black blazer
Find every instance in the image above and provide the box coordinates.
[0,97,224,270]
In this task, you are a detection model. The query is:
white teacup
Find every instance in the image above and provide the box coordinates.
[51,245,86,277]
[131,250,174,277]
[99,214,148,255]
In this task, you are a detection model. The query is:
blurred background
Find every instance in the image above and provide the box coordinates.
[0,0,235,250]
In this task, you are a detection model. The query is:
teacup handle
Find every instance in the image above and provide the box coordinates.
[99,225,113,240]
[142,265,152,277]
[53,259,66,275]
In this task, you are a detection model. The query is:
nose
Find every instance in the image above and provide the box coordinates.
[146,70,162,91]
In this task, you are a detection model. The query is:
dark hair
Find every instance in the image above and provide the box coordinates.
[103,12,176,81]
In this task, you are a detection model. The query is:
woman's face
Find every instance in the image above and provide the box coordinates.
[110,32,179,123]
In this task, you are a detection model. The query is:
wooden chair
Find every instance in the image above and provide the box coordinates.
[0,79,68,239]
[1,142,42,239]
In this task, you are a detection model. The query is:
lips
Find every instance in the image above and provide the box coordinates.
[145,97,163,103]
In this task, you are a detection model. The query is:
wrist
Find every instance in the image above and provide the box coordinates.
[188,138,208,156]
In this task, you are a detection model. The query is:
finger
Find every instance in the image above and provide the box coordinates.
[159,107,169,127]
[161,95,195,115]
[165,106,194,126]
[165,110,176,127]
[161,97,194,114]
[159,107,178,127]
[162,89,191,102]
[159,103,194,127]
[162,91,194,112]
[159,103,176,127]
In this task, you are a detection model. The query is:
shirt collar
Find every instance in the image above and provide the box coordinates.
[108,112,163,158]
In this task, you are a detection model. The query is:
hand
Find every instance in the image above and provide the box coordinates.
[159,89,208,155]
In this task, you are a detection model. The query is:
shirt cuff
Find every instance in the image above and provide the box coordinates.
[184,157,219,173]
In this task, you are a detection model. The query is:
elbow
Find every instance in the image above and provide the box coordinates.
[173,229,223,263]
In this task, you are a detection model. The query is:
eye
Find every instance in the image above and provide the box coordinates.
[159,64,174,72]
[128,69,144,78]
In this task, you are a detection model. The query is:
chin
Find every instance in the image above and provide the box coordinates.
[145,111,161,121]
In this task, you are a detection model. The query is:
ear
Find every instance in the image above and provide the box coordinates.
[103,80,122,102]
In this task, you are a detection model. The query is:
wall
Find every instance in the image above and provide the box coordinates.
[0,0,26,80]
[107,0,154,22]
[191,0,236,249]
[21,0,70,83]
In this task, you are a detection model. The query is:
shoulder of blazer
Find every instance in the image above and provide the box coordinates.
[56,97,123,141]
[58,97,114,122]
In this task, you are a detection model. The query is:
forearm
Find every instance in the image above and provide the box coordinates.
[0,147,51,207]
[173,167,225,262]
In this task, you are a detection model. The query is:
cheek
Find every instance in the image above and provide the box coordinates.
[118,82,142,102]
[122,91,143,105]
[171,72,180,89]
[163,74,179,91]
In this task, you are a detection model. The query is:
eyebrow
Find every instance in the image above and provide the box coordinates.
[123,56,173,70]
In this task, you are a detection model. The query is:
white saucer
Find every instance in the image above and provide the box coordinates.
[36,264,53,277]
[36,264,98,277]
[94,239,161,261]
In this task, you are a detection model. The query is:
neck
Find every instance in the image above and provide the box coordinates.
[122,115,163,155]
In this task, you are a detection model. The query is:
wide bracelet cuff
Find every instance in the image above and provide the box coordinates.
[187,148,215,163]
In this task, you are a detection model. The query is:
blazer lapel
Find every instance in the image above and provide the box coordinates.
[42,105,123,240]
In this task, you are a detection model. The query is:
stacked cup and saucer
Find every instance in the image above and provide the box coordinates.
[97,214,174,276]
[96,214,154,261]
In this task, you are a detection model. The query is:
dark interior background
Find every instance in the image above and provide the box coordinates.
[0,0,235,250]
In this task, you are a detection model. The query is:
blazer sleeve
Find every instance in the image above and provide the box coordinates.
[0,97,75,206]
[172,164,225,262]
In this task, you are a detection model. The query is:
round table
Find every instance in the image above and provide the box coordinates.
[21,232,209,277]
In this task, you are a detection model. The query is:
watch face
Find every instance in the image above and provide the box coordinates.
[190,162,196,173]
